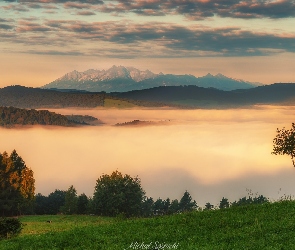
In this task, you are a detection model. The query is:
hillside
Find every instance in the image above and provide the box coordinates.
[0,85,174,109]
[0,104,103,127]
[1,201,295,249]
[113,83,295,108]
[0,106,86,127]
[42,65,259,92]
[0,85,105,108]
[2,83,295,109]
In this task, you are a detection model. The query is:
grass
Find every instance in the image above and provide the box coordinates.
[1,201,295,249]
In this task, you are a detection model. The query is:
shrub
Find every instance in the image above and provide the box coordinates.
[0,217,23,239]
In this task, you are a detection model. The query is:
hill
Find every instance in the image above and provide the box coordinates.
[0,85,175,109]
[1,201,295,249]
[112,83,295,108]
[0,85,105,109]
[2,83,295,109]
[42,65,259,92]
[0,106,88,127]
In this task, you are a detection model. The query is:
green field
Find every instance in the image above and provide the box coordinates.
[1,200,295,249]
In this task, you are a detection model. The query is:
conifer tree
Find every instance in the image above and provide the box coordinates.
[0,150,35,216]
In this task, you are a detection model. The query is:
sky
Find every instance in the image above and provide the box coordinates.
[0,0,295,87]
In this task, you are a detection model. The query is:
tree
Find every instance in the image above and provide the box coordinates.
[46,189,66,214]
[179,191,197,212]
[204,202,214,210]
[272,123,295,167]
[219,197,229,209]
[141,197,154,217]
[77,193,89,214]
[168,199,180,214]
[34,189,67,215]
[153,198,165,215]
[61,185,78,215]
[93,170,145,217]
[0,150,35,216]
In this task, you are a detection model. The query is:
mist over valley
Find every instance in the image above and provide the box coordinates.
[1,106,294,206]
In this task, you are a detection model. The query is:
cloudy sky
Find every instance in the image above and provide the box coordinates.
[1,0,295,87]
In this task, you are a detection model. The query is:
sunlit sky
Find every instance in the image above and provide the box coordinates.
[1,0,295,87]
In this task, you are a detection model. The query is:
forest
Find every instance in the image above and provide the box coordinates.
[0,106,92,127]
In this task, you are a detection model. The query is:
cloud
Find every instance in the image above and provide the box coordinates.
[3,0,294,19]
[76,10,96,16]
[98,0,295,19]
[63,2,93,9]
[4,0,103,3]
[2,19,293,57]
[0,24,14,30]
[16,20,52,32]
[0,18,15,30]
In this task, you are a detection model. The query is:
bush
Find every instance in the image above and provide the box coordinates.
[0,217,23,239]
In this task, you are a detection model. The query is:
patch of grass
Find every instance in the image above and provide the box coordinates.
[19,215,113,236]
[103,98,139,108]
[1,201,295,249]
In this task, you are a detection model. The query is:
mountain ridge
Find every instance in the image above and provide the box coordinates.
[42,65,261,92]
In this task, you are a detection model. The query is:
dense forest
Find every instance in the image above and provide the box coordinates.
[0,106,103,127]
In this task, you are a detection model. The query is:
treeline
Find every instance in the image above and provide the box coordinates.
[34,187,268,217]
[1,151,269,218]
[0,106,86,127]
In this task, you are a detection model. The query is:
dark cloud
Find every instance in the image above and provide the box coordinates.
[0,23,14,30]
[0,18,15,30]
[4,0,104,3]
[100,0,295,19]
[2,0,294,19]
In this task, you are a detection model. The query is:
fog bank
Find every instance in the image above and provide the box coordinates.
[1,106,294,206]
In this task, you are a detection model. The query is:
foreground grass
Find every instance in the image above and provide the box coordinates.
[1,201,295,249]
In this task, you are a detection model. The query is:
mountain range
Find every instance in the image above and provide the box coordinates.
[42,65,261,92]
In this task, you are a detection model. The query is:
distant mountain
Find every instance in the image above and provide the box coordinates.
[42,65,260,92]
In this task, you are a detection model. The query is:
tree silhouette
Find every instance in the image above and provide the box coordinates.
[219,197,229,209]
[77,193,89,214]
[179,191,197,212]
[272,123,295,167]
[205,202,214,210]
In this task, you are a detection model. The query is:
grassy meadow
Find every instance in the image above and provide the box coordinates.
[1,200,295,249]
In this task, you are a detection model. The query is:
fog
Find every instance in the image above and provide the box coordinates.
[1,106,295,207]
